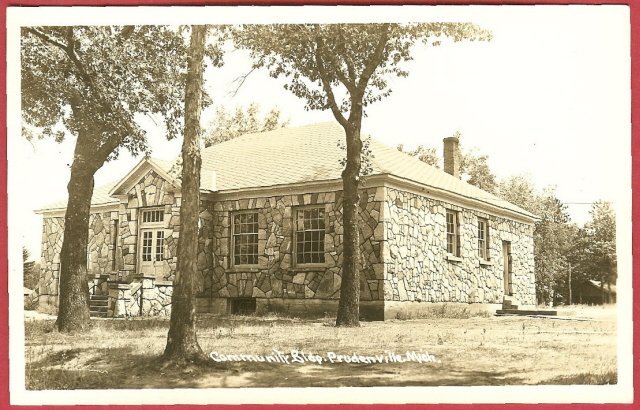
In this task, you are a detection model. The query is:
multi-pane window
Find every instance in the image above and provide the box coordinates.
[296,207,326,264]
[142,231,153,262]
[446,210,460,257]
[478,218,490,260]
[140,208,165,267]
[155,231,164,261]
[232,212,259,265]
[142,209,164,223]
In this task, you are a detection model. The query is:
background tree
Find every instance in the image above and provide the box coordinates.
[21,26,186,332]
[163,25,209,364]
[579,201,617,302]
[397,131,497,193]
[396,144,440,167]
[496,175,540,214]
[23,247,38,290]
[460,149,497,194]
[235,23,491,326]
[498,176,577,305]
[532,188,575,304]
[203,103,289,147]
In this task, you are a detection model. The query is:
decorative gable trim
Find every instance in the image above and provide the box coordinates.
[109,158,180,197]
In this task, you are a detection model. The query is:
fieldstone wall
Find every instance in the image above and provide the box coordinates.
[205,187,385,301]
[37,216,65,306]
[117,170,180,281]
[87,211,118,276]
[36,211,118,307]
[384,187,536,307]
[110,277,173,317]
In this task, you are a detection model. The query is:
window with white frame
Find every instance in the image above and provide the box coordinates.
[295,207,326,264]
[232,212,259,266]
[140,207,165,264]
[446,210,460,257]
[142,208,164,223]
[155,230,164,261]
[478,218,490,260]
[142,231,153,262]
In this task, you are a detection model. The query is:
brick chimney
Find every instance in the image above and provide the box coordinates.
[443,136,460,178]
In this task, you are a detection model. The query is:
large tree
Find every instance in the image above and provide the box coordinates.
[235,23,491,326]
[21,26,186,332]
[163,25,208,363]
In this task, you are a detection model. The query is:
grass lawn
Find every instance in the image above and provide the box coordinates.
[24,305,617,389]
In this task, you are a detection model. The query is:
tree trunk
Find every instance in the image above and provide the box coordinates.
[56,144,97,332]
[336,124,362,327]
[163,25,206,363]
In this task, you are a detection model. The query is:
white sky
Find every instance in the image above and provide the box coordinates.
[7,5,631,261]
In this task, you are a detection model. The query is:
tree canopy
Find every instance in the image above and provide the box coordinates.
[22,26,187,159]
[234,23,491,127]
[203,103,289,147]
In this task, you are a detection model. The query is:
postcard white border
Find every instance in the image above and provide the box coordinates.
[7,4,634,405]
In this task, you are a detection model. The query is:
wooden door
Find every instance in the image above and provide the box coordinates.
[138,228,165,277]
[502,241,513,295]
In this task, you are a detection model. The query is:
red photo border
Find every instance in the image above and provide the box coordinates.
[1,0,636,408]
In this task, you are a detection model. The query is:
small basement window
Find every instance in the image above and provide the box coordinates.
[229,297,257,315]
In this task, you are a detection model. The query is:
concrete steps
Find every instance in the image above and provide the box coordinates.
[89,295,109,318]
[496,309,558,316]
[496,295,557,316]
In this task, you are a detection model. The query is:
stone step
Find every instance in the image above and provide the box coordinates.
[90,305,108,312]
[496,309,558,316]
[90,301,109,309]
[90,295,109,301]
[90,311,108,318]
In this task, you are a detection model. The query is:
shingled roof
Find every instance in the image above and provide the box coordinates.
[37,122,534,220]
[200,122,534,219]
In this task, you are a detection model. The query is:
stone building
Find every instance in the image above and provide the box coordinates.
[34,122,537,319]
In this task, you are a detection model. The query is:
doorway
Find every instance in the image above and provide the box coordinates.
[502,241,513,296]
[138,228,165,277]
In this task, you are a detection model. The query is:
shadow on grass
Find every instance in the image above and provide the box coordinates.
[26,344,527,389]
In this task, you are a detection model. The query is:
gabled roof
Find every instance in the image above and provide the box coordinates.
[37,122,534,221]
[586,280,617,294]
[108,157,179,196]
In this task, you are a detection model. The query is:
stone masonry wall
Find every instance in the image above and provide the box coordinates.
[87,211,118,276]
[110,278,173,317]
[38,216,65,305]
[384,187,536,306]
[117,170,180,281]
[205,187,385,301]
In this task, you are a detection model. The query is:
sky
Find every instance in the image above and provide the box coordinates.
[7,5,631,261]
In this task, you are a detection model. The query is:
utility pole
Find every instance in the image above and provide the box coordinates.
[568,263,572,305]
